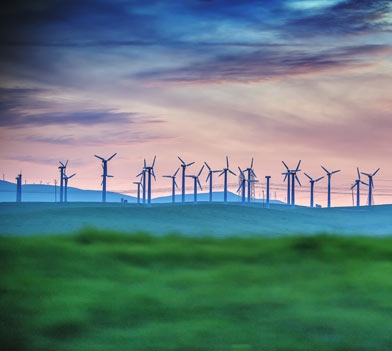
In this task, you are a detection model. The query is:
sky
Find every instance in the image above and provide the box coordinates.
[1,0,392,207]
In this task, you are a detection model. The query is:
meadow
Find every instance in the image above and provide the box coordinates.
[2,228,392,351]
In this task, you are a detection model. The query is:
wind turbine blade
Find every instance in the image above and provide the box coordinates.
[218,170,225,177]
[163,175,171,179]
[296,160,301,171]
[229,169,236,176]
[295,175,301,186]
[173,168,180,177]
[186,161,195,167]
[238,166,244,178]
[236,183,242,193]
[361,172,371,177]
[59,161,65,167]
[108,153,117,161]
[69,173,76,179]
[357,167,361,179]
[143,159,147,168]
[65,160,69,167]
[360,181,368,186]
[107,175,114,178]
[178,156,185,165]
[283,173,288,182]
[250,157,254,169]
[373,168,380,176]
[350,183,357,190]
[304,172,312,180]
[198,165,205,177]
[226,156,229,169]
[204,162,211,172]
[197,179,202,191]
[315,176,324,182]
[136,171,144,177]
[174,180,178,189]
[282,161,289,171]
[321,165,329,174]
[331,169,341,175]
[94,155,104,161]
[206,173,211,182]
[213,169,222,173]
[152,155,156,168]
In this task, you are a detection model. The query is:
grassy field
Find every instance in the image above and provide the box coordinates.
[1,202,392,236]
[2,229,392,350]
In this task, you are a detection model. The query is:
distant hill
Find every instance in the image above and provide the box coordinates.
[0,180,136,203]
[0,180,285,205]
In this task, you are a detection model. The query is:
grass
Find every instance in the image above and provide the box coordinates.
[1,228,392,350]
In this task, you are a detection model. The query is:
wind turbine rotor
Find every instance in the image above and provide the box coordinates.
[331,169,341,175]
[94,155,105,161]
[372,168,380,176]
[321,165,329,174]
[178,156,186,165]
[304,172,312,181]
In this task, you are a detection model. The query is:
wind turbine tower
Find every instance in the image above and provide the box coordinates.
[163,168,180,203]
[219,156,236,204]
[204,162,221,202]
[350,168,367,207]
[186,165,204,204]
[178,156,195,203]
[282,160,301,207]
[16,173,22,202]
[133,181,142,204]
[94,153,117,202]
[58,161,68,203]
[237,167,246,205]
[304,173,324,208]
[361,168,380,206]
[63,172,76,203]
[243,158,257,203]
[321,166,341,208]
[265,176,271,208]
[144,156,156,207]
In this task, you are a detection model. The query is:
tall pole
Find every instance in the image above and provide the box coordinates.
[356,181,360,207]
[286,174,291,205]
[181,167,186,203]
[310,181,314,208]
[368,178,373,206]
[209,173,213,202]
[171,179,175,203]
[64,178,68,203]
[54,179,57,203]
[147,169,152,207]
[327,175,331,208]
[224,171,228,204]
[265,176,271,208]
[59,168,64,203]
[247,169,252,203]
[137,183,141,204]
[193,178,197,204]
[291,173,294,207]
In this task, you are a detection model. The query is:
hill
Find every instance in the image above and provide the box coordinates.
[1,202,391,237]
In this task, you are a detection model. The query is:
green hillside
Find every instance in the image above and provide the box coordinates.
[1,202,392,237]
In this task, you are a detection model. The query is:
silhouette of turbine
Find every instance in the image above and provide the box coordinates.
[63,172,76,203]
[219,156,236,204]
[186,165,204,204]
[243,158,257,202]
[16,172,22,202]
[58,160,68,203]
[361,168,380,206]
[178,156,195,203]
[237,167,246,205]
[350,168,367,207]
[304,173,324,208]
[265,176,271,208]
[282,160,301,207]
[204,162,221,202]
[144,156,157,207]
[133,180,142,205]
[94,153,117,203]
[163,168,180,204]
[321,166,341,208]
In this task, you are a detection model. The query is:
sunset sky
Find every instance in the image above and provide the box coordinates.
[1,0,391,206]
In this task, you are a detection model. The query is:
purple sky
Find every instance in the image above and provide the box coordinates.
[1,0,392,206]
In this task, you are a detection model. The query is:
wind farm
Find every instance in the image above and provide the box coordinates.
[1,1,392,350]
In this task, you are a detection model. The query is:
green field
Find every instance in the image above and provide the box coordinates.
[2,228,392,351]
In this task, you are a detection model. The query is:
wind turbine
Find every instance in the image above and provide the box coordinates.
[16,172,22,202]
[163,168,180,203]
[350,168,367,207]
[321,165,341,208]
[304,173,324,208]
[144,156,157,207]
[186,165,204,204]
[133,180,142,204]
[282,160,301,207]
[94,153,117,203]
[361,168,380,206]
[63,172,76,203]
[265,176,271,208]
[204,162,221,202]
[237,167,246,205]
[243,158,257,202]
[219,156,236,204]
[178,156,195,203]
[136,165,147,205]
[58,160,68,203]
